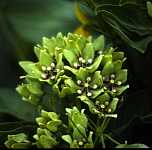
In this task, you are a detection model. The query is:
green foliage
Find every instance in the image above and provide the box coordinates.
[2,32,145,148]
[5,133,31,149]
[116,143,149,148]
[79,0,152,53]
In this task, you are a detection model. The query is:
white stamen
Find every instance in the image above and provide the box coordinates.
[110,79,115,84]
[112,89,116,93]
[87,59,93,64]
[108,108,112,113]
[77,89,82,94]
[111,74,115,79]
[117,81,122,85]
[56,69,60,72]
[95,100,100,105]
[77,80,82,85]
[47,66,51,71]
[41,66,47,71]
[87,92,92,97]
[50,76,55,80]
[74,62,79,68]
[87,77,91,81]
[84,83,89,87]
[100,104,105,109]
[98,51,102,55]
[41,73,47,79]
[93,84,98,89]
[81,59,86,64]
[78,141,83,146]
[105,101,109,106]
[104,86,107,90]
[51,63,55,68]
[79,57,83,62]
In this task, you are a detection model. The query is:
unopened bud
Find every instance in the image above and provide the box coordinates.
[77,80,82,85]
[41,73,48,79]
[51,63,55,68]
[47,66,51,71]
[77,89,82,94]
[50,75,55,80]
[87,59,93,64]
[84,83,89,87]
[100,104,105,109]
[87,92,92,97]
[93,84,98,89]
[87,77,91,81]
[41,66,47,71]
[117,81,122,85]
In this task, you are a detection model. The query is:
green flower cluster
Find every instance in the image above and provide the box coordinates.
[16,32,128,117]
[4,133,31,149]
[62,106,94,148]
[33,110,62,148]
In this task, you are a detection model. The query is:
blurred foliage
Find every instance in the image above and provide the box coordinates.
[78,0,152,147]
[0,0,79,60]
[79,0,152,53]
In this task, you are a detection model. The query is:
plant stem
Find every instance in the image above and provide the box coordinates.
[101,135,106,149]
[104,134,121,145]
[94,117,110,146]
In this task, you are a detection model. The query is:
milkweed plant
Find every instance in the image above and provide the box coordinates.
[4,32,130,148]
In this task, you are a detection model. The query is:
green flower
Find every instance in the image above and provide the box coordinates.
[33,110,61,148]
[16,78,43,105]
[36,109,62,132]
[33,128,58,148]
[4,133,31,149]
[62,106,94,148]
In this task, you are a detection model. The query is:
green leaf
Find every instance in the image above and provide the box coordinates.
[66,106,88,129]
[63,66,77,75]
[107,98,119,113]
[42,37,56,55]
[83,43,94,60]
[96,93,110,104]
[19,61,41,79]
[116,85,129,95]
[73,124,86,140]
[112,52,124,61]
[147,1,152,18]
[26,81,43,96]
[0,88,37,121]
[11,143,31,149]
[102,61,114,76]
[56,53,64,69]
[115,69,127,83]
[113,60,123,73]
[101,54,112,66]
[46,120,61,132]
[93,35,105,51]
[64,78,79,91]
[91,71,103,87]
[63,49,78,66]
[39,135,57,148]
[62,135,72,144]
[60,87,74,97]
[39,50,51,66]
[116,143,149,148]
[92,89,104,99]
[76,68,88,81]
[87,54,103,73]
[8,133,27,143]
[78,95,95,112]
[16,84,30,98]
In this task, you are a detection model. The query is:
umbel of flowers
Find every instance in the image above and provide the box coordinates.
[6,32,129,148]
